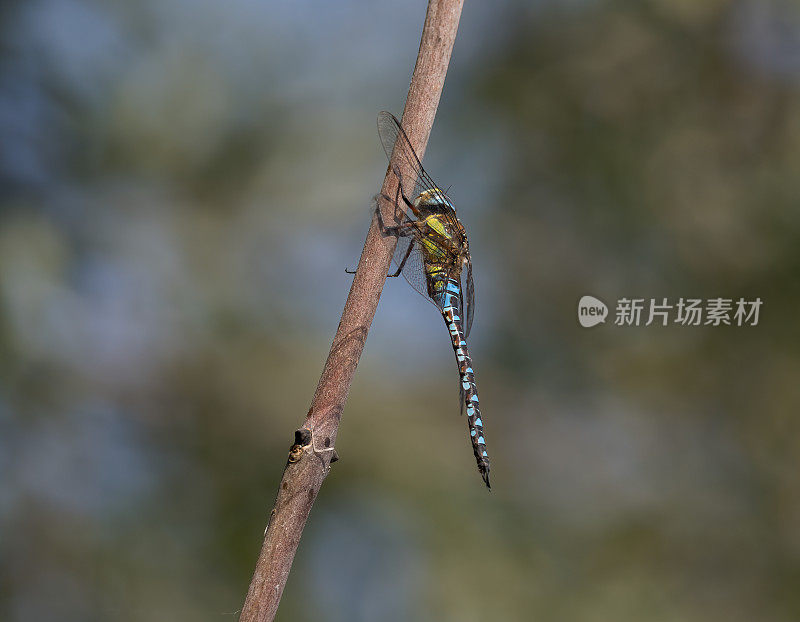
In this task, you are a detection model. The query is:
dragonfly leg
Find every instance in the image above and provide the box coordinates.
[379,192,404,226]
[390,165,419,214]
[388,239,415,277]
[400,190,415,210]
[390,172,405,222]
[345,216,415,276]
[375,200,415,237]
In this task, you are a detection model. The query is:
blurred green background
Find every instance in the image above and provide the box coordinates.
[2,1,799,620]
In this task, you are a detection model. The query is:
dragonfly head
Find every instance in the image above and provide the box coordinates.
[414,188,454,216]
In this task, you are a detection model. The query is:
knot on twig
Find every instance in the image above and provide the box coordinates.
[287,426,340,467]
[288,428,312,463]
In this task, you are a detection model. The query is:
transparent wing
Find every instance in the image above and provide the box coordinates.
[377,111,453,209]
[461,256,474,338]
[390,235,430,302]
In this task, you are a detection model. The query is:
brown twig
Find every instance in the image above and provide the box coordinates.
[238,1,463,620]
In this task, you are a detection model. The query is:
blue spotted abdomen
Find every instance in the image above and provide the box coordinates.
[433,278,490,488]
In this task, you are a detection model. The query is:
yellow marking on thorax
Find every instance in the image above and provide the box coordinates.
[420,236,445,258]
[418,215,450,259]
[425,215,448,237]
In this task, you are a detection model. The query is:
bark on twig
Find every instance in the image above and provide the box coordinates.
[238,2,463,620]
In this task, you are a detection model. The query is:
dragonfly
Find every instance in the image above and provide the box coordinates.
[371,111,490,489]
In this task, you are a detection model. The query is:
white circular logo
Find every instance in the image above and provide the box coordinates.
[578,295,608,328]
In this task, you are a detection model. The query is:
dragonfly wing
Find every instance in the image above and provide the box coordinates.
[461,256,475,338]
[393,236,432,303]
[377,111,453,208]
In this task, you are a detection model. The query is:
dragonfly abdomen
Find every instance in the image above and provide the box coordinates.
[436,278,491,489]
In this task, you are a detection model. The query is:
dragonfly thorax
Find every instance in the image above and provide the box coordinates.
[410,187,468,263]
